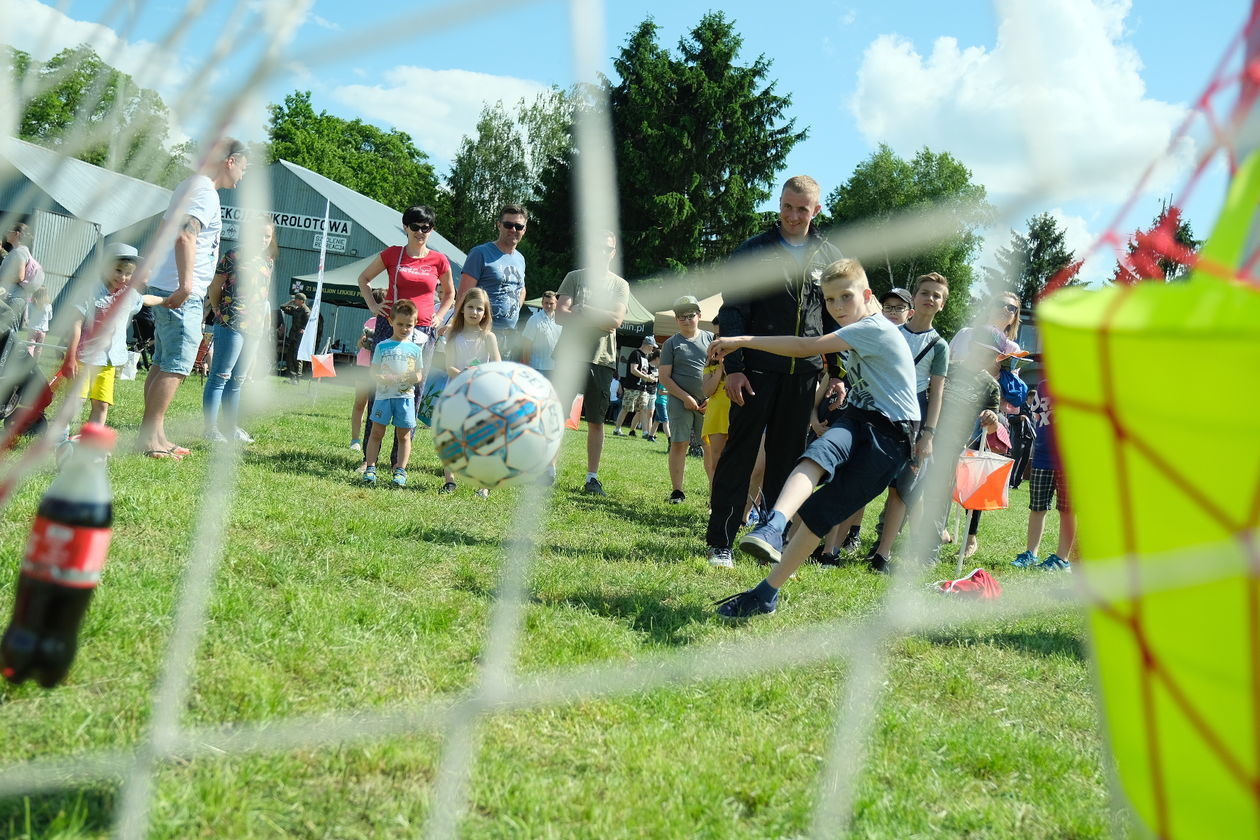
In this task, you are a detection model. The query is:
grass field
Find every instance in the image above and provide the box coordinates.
[0,374,1118,838]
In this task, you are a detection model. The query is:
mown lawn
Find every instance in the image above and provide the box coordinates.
[0,374,1117,838]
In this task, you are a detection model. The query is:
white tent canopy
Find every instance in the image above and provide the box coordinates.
[292,254,389,308]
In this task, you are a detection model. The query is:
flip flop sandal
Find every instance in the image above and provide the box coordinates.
[167,446,191,457]
[143,449,182,460]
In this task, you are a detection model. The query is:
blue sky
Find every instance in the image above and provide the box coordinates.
[2,0,1249,282]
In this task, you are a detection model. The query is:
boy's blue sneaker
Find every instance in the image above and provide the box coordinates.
[362,466,377,486]
[1012,550,1039,568]
[714,588,778,618]
[391,468,407,488]
[1038,554,1071,572]
[738,522,784,565]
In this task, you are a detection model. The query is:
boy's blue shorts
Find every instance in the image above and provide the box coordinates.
[797,410,911,538]
[370,396,416,430]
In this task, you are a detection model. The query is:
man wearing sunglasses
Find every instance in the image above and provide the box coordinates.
[458,204,529,357]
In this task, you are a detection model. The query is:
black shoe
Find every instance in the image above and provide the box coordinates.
[868,552,891,574]
[583,476,606,496]
[628,430,637,437]
[817,552,841,567]
[714,588,777,618]
[842,529,861,553]
[668,489,685,504]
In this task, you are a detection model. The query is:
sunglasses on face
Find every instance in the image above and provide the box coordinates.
[500,221,526,231]
[407,222,432,233]
[677,312,699,319]
[998,303,1018,314]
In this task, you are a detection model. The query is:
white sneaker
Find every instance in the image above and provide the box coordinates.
[475,488,490,499]
[234,428,254,443]
[349,439,362,452]
[707,548,734,568]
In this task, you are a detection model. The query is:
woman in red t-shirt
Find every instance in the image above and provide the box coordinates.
[354,206,455,466]
[355,205,455,347]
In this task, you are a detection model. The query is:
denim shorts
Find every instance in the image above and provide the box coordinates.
[149,287,204,376]
[370,395,417,429]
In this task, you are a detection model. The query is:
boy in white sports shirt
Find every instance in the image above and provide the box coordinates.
[64,243,167,431]
[710,259,919,618]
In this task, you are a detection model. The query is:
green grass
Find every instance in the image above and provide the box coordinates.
[0,375,1117,838]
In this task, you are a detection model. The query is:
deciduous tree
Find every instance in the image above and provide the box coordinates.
[5,45,189,186]
[267,91,440,212]
[827,145,991,336]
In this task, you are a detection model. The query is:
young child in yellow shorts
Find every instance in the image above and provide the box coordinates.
[65,243,165,429]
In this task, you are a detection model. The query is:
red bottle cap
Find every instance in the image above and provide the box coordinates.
[77,423,118,451]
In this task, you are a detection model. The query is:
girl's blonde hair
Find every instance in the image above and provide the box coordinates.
[451,287,493,334]
[996,291,1021,340]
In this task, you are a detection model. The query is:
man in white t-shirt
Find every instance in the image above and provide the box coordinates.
[137,138,248,458]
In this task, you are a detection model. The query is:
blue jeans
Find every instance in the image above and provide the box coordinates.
[203,324,247,432]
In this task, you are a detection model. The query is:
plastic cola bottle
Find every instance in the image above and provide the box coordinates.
[2,422,115,687]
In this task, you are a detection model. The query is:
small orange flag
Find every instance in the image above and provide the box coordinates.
[565,396,583,430]
[311,354,336,378]
[952,449,1013,511]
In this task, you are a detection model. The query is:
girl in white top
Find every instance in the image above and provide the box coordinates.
[441,287,501,496]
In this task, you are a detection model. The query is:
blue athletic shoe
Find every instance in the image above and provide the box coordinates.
[1012,550,1039,568]
[362,466,377,486]
[715,588,778,618]
[738,522,784,565]
[1038,553,1071,572]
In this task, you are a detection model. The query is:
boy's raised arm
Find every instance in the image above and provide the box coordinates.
[712,332,850,361]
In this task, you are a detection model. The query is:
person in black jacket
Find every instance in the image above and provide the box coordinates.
[705,175,845,568]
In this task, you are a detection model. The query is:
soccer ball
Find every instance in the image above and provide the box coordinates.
[432,361,564,488]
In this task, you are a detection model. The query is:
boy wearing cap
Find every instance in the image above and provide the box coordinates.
[659,296,714,503]
[879,288,913,326]
[64,243,166,431]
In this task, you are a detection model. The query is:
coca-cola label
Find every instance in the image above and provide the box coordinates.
[21,517,112,588]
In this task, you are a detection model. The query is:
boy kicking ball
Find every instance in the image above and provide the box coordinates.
[711,259,920,618]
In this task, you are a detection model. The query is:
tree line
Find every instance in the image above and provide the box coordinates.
[4,24,1200,336]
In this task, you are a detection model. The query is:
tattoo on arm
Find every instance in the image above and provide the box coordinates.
[181,215,203,236]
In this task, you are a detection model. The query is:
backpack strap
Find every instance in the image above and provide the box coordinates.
[912,334,940,366]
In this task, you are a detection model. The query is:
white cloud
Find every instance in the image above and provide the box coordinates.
[331,67,550,166]
[850,0,1191,204]
[1,0,189,97]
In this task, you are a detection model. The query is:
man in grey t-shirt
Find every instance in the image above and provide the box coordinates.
[659,295,714,504]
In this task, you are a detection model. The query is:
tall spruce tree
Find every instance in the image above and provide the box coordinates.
[1109,202,1200,283]
[608,13,804,280]
[986,212,1080,302]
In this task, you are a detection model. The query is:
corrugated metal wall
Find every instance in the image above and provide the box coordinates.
[32,209,100,302]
